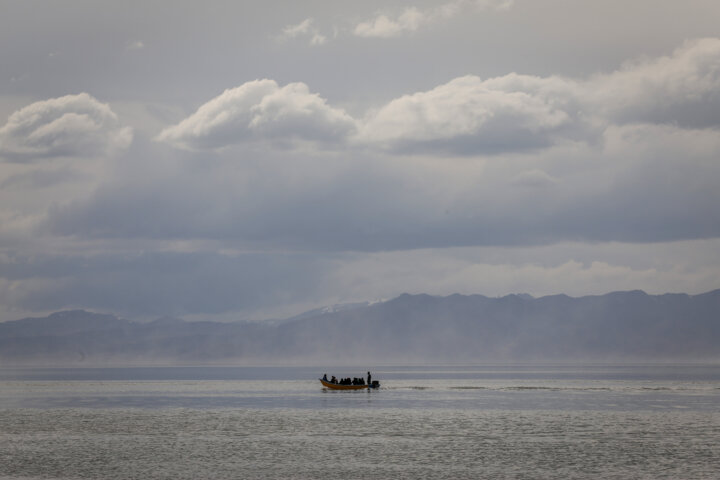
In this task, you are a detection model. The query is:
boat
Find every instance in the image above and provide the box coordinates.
[319,378,380,390]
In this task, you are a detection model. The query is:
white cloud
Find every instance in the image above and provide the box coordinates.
[157,79,356,150]
[155,38,720,155]
[357,74,575,154]
[154,38,720,156]
[354,7,427,38]
[356,38,720,154]
[279,18,327,46]
[0,93,132,162]
[588,37,720,128]
[354,0,512,38]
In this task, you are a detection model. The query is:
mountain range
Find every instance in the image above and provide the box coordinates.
[1,290,719,364]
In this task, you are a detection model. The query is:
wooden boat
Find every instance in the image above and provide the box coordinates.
[320,378,380,390]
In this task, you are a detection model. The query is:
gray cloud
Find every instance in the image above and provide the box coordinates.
[0,93,132,162]
[0,250,330,320]
[510,169,559,188]
[0,168,89,189]
[43,120,720,251]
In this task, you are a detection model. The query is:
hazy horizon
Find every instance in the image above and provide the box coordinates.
[3,290,719,366]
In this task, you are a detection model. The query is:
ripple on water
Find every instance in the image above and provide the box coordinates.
[1,407,719,480]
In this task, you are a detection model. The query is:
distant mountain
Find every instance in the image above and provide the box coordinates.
[1,290,719,364]
[278,301,378,324]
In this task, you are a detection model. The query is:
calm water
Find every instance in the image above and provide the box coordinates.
[0,365,718,479]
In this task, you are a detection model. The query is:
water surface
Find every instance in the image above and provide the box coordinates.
[1,365,718,479]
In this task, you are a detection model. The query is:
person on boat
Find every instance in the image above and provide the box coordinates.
[367,371,372,385]
[322,373,328,381]
[331,375,337,383]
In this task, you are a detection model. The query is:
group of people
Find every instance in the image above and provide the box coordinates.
[323,371,372,386]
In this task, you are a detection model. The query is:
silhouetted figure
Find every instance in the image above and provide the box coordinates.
[367,371,372,385]
[322,373,328,381]
[331,376,337,384]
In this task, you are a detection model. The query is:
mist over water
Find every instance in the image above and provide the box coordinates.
[1,365,718,479]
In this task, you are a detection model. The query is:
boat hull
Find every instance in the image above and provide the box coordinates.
[320,378,377,390]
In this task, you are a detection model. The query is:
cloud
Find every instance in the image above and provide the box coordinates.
[354,0,512,38]
[0,168,89,190]
[511,169,559,188]
[0,250,330,319]
[354,7,428,38]
[44,119,720,251]
[279,18,327,46]
[154,38,720,156]
[588,37,720,128]
[357,74,576,154]
[357,38,720,155]
[0,93,132,162]
[157,79,356,150]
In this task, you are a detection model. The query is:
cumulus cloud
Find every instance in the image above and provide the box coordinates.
[154,38,720,156]
[157,79,356,150]
[0,93,133,162]
[357,74,576,154]
[356,38,720,155]
[279,18,327,46]
[354,0,512,38]
[588,37,720,128]
[354,7,428,38]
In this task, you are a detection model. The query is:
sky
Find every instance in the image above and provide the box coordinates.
[1,0,719,322]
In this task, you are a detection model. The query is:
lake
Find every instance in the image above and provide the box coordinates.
[0,364,718,479]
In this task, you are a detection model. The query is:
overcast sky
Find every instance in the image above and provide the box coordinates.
[1,0,719,322]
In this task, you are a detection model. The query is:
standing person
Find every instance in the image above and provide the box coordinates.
[367,371,372,386]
